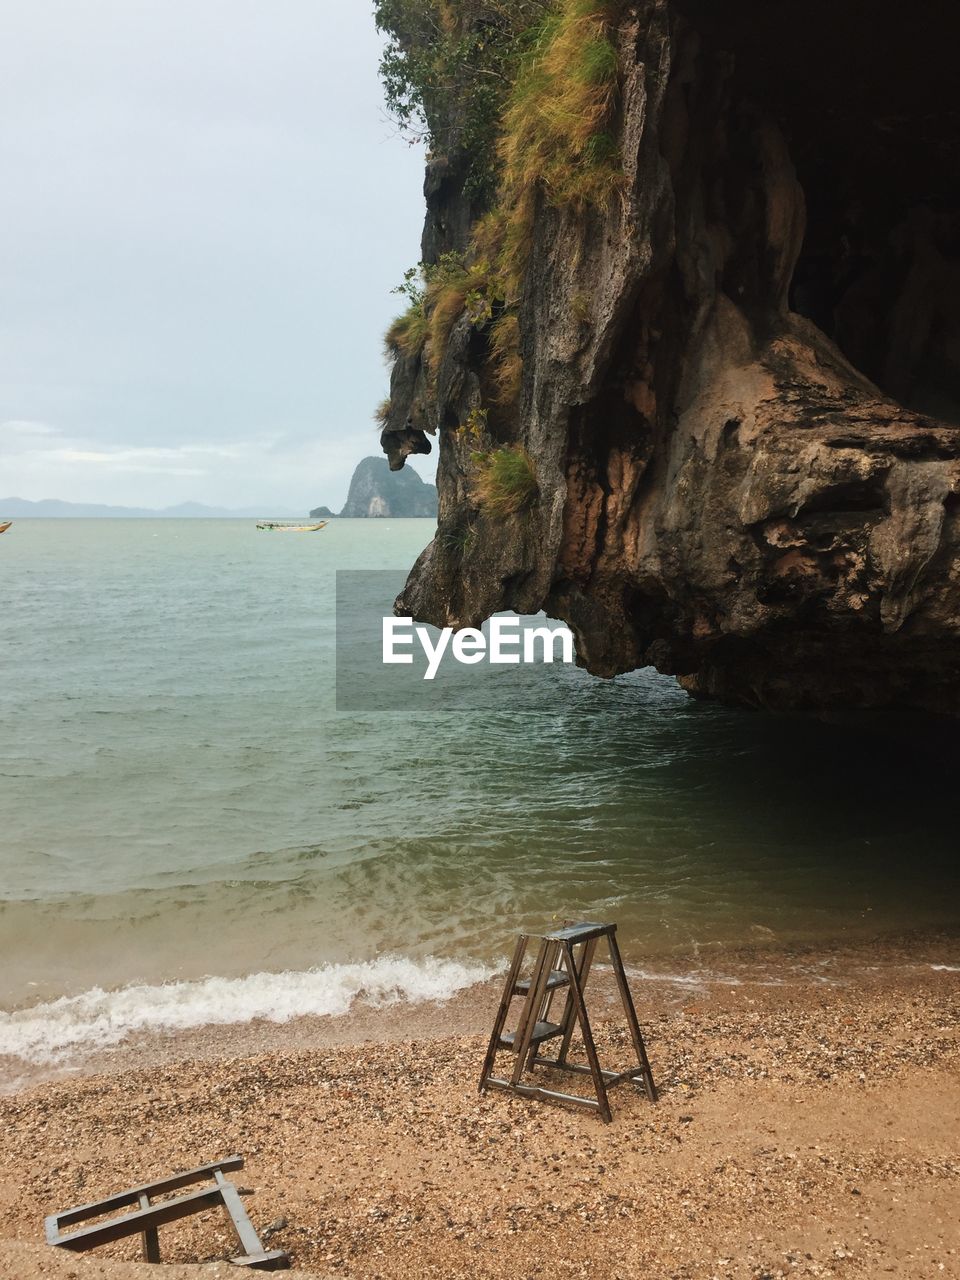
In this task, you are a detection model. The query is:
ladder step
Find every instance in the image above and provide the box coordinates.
[499,1021,563,1050]
[542,921,612,944]
[513,969,569,996]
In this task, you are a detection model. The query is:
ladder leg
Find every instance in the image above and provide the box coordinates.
[138,1194,160,1263]
[556,936,597,1067]
[561,941,611,1122]
[607,930,658,1102]
[510,941,552,1086]
[479,934,528,1092]
[525,940,561,1070]
[214,1170,281,1263]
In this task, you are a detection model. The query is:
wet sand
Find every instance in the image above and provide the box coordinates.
[0,937,958,1279]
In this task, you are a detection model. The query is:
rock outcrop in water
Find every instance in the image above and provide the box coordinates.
[329,457,437,519]
[377,0,960,716]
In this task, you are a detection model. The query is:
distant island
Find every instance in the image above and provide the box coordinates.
[311,457,437,519]
[0,497,298,519]
[3,457,439,521]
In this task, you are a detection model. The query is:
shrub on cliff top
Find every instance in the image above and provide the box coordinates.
[379,1,625,417]
[374,0,548,200]
[472,444,538,516]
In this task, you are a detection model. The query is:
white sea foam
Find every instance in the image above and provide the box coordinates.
[620,964,742,988]
[0,956,496,1066]
[931,964,960,972]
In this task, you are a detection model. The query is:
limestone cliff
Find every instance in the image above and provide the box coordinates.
[336,457,437,519]
[378,0,960,715]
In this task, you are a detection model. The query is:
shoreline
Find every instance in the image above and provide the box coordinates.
[2,927,959,1095]
[0,941,956,1278]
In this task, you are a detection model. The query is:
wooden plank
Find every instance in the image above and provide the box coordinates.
[214,1170,265,1259]
[483,1076,602,1114]
[607,930,658,1102]
[530,944,564,1069]
[562,941,612,1122]
[529,1056,646,1085]
[512,969,569,995]
[478,934,527,1092]
[229,1249,291,1270]
[510,940,553,1086]
[614,1066,652,1087]
[556,934,598,1066]
[139,1192,160,1263]
[53,1186,224,1251]
[54,1157,244,1228]
[498,1020,562,1049]
[542,922,611,945]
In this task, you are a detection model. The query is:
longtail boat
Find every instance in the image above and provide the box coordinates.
[256,520,328,532]
[0,521,11,534]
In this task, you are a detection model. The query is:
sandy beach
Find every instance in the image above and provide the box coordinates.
[1,938,958,1280]
[5,2,960,1278]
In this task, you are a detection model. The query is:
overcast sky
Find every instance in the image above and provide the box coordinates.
[0,1,430,512]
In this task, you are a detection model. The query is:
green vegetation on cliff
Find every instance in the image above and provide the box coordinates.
[494,0,623,284]
[385,252,502,374]
[373,0,549,201]
[472,444,538,515]
[378,0,626,495]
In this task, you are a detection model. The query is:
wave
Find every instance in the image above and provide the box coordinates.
[0,955,496,1065]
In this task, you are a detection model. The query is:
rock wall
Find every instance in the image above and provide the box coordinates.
[380,0,960,715]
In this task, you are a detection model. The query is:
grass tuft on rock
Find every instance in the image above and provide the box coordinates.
[385,305,429,359]
[496,0,624,288]
[472,445,538,516]
[488,312,523,405]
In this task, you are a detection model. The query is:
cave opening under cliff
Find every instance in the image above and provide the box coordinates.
[686,0,960,425]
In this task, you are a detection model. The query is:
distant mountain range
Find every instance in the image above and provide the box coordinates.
[3,457,439,520]
[0,497,298,518]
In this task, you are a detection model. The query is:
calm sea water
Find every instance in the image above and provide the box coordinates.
[2,518,958,1064]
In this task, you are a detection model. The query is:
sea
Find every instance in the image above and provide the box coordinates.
[2,518,959,1070]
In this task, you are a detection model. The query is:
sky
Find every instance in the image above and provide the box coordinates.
[0,1,431,512]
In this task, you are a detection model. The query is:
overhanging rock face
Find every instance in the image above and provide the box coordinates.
[381,0,960,716]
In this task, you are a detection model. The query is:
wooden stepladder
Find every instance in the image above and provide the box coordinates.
[479,922,657,1122]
